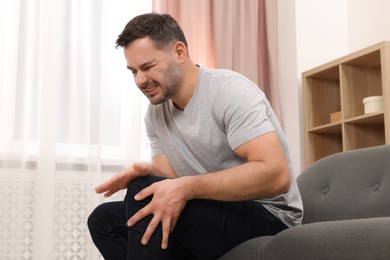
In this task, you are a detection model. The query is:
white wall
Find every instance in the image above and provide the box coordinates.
[277,0,301,176]
[295,0,349,73]
[347,0,390,51]
[278,0,390,174]
[278,0,348,174]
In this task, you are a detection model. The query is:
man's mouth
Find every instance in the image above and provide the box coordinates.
[145,85,157,93]
[142,82,158,94]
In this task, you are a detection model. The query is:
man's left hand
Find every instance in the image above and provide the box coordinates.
[127,178,188,249]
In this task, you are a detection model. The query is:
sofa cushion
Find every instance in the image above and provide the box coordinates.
[297,145,390,224]
[219,236,273,260]
[262,216,390,260]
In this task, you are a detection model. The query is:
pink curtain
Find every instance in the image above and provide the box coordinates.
[153,0,281,121]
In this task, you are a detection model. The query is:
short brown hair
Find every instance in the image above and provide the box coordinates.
[116,12,188,51]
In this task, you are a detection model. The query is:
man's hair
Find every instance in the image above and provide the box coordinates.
[116,13,188,51]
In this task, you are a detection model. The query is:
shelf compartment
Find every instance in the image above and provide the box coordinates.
[340,50,383,119]
[304,66,341,128]
[307,132,343,163]
[344,122,385,151]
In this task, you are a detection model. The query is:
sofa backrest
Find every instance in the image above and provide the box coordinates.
[297,145,390,225]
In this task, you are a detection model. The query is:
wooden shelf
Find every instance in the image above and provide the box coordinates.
[302,41,390,167]
[308,123,342,134]
[344,113,384,125]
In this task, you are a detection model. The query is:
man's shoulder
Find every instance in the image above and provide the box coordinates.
[200,66,243,82]
[199,67,257,100]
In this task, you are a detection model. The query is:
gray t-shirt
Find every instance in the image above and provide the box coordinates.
[145,66,303,227]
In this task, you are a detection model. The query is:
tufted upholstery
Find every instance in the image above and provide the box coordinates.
[220,145,390,260]
[298,144,390,224]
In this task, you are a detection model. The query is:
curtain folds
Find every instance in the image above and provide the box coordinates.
[153,0,281,121]
[0,0,152,259]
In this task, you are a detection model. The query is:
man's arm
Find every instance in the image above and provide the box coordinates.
[183,131,291,201]
[165,131,291,201]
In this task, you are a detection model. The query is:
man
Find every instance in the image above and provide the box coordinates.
[88,13,303,260]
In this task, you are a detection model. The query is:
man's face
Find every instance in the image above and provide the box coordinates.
[124,37,182,105]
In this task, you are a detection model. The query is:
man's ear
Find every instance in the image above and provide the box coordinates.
[172,41,187,63]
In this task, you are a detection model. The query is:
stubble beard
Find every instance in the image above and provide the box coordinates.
[149,62,182,105]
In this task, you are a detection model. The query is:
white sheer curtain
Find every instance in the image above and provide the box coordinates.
[0,0,151,259]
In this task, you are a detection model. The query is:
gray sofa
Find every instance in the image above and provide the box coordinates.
[220,145,390,260]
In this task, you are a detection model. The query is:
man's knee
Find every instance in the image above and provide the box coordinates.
[125,176,149,198]
[124,176,166,219]
[87,203,110,234]
[125,175,165,200]
[88,201,126,235]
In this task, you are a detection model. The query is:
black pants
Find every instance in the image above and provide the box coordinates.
[88,176,287,260]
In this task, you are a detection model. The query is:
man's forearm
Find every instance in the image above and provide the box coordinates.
[180,161,290,202]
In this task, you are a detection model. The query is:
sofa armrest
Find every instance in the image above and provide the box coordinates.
[263,217,390,260]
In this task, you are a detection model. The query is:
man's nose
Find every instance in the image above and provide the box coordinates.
[135,71,148,87]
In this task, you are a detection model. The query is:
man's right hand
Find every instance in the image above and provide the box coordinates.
[95,162,152,197]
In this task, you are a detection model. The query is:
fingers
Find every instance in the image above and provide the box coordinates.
[133,183,155,201]
[127,206,165,247]
[95,182,109,194]
[142,217,171,249]
[94,165,136,196]
[95,162,152,196]
[94,172,121,194]
[161,218,171,249]
[140,215,161,246]
[129,213,171,250]
[127,185,155,226]
[103,190,116,198]
[127,190,172,250]
[127,204,149,228]
[95,179,118,196]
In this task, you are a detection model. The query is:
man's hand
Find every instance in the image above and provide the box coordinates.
[95,162,151,197]
[127,178,189,250]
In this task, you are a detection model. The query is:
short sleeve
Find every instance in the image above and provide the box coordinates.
[144,106,164,157]
[213,76,275,150]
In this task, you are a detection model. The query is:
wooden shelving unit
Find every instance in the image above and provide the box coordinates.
[302,41,390,167]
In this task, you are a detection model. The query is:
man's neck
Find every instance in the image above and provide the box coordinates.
[170,63,199,110]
